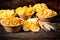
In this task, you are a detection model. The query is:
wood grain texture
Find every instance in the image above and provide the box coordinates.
[0,23,60,40]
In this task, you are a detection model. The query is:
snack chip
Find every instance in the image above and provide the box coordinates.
[15,5,34,17]
[36,9,57,18]
[1,17,22,27]
[23,18,40,32]
[33,3,48,12]
[0,9,15,18]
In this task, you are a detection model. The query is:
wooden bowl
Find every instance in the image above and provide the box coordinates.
[1,19,21,33]
[38,17,53,22]
[3,26,21,33]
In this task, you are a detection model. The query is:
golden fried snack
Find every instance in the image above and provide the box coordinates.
[15,7,24,15]
[23,18,40,32]
[15,5,34,19]
[36,9,57,18]
[33,3,48,12]
[1,17,22,27]
[0,9,15,19]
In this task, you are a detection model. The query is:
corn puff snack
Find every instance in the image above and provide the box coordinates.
[23,18,40,32]
[15,5,34,19]
[33,3,48,12]
[36,9,57,18]
[1,17,22,27]
[0,9,15,19]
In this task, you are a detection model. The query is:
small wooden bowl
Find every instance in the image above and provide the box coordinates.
[1,20,21,33]
[3,26,21,33]
[38,17,53,22]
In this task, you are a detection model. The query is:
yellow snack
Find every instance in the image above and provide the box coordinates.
[0,9,15,18]
[30,23,40,32]
[24,5,34,16]
[23,23,30,31]
[1,17,22,27]
[33,3,48,12]
[23,18,40,32]
[15,5,34,19]
[27,18,40,32]
[36,9,57,18]
[15,7,25,15]
[44,9,57,18]
[23,20,30,31]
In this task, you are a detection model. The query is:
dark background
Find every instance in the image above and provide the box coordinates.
[0,0,60,10]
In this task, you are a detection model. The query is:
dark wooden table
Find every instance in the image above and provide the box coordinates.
[0,23,60,40]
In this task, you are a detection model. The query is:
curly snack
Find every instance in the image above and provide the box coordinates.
[1,17,22,27]
[15,5,34,19]
[33,3,48,12]
[0,9,15,19]
[36,9,57,18]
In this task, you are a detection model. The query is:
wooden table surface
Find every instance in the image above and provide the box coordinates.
[0,23,60,40]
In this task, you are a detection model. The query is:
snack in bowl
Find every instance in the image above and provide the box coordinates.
[1,17,22,32]
[23,18,40,32]
[33,3,57,22]
[36,9,57,18]
[33,3,48,12]
[15,5,34,20]
[36,9,57,22]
